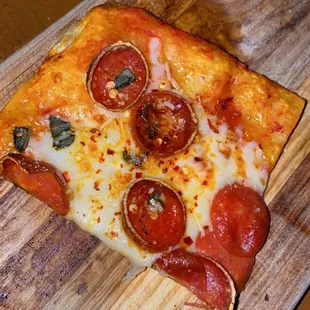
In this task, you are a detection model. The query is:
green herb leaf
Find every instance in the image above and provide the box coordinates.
[114,68,136,90]
[53,130,75,149]
[49,116,75,150]
[138,104,158,139]
[148,191,164,211]
[13,127,31,152]
[49,116,71,137]
[139,103,156,122]
[150,192,161,202]
[123,150,135,165]
[123,150,148,167]
[146,123,158,139]
[139,104,149,121]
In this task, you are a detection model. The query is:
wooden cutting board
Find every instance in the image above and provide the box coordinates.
[0,1,309,309]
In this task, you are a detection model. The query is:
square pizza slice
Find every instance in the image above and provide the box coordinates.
[0,6,305,309]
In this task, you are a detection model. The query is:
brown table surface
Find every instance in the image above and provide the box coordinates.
[0,0,309,309]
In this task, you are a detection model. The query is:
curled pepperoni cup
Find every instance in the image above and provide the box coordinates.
[131,91,197,157]
[0,154,69,215]
[87,41,149,111]
[211,183,270,258]
[122,178,186,252]
[196,228,255,292]
[155,249,236,309]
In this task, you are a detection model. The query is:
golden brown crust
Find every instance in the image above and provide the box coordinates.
[0,5,305,170]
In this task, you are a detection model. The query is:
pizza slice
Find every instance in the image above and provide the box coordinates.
[0,6,305,309]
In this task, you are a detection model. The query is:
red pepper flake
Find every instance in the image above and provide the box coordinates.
[107,148,115,155]
[99,153,105,163]
[129,167,134,172]
[94,181,100,191]
[62,171,70,183]
[194,195,198,200]
[203,225,209,231]
[194,157,202,162]
[90,128,99,134]
[96,169,102,174]
[183,236,193,246]
[80,141,85,146]
[111,231,119,238]
[135,172,143,178]
[90,135,97,142]
[202,180,208,186]
[115,119,119,125]
[108,183,112,190]
[219,97,233,111]
[258,144,263,150]
[125,139,131,145]
[120,163,124,168]
[158,160,164,167]
[177,190,182,196]
[97,217,101,223]
[184,149,189,155]
[93,114,105,123]
[98,205,103,210]
[114,212,121,216]
[170,177,174,182]
[207,119,219,134]
[173,165,180,171]
[162,168,168,173]
[194,202,198,207]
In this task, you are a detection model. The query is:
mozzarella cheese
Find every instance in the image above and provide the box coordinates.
[26,37,268,267]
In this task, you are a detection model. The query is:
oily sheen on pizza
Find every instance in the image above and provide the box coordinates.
[0,6,305,309]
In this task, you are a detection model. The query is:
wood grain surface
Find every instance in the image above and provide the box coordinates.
[0,1,309,309]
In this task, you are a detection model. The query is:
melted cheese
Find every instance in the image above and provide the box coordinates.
[147,37,172,92]
[25,36,268,267]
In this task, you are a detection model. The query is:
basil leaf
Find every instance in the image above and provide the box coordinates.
[134,153,147,166]
[49,116,71,137]
[148,191,164,211]
[123,150,148,167]
[139,104,149,121]
[52,130,75,150]
[146,123,158,139]
[123,150,135,165]
[13,127,31,152]
[139,103,156,122]
[114,68,136,90]
[49,116,75,150]
[150,192,161,202]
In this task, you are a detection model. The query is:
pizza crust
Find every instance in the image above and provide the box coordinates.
[0,5,305,307]
[0,6,304,168]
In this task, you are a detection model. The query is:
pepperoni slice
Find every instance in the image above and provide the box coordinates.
[131,91,197,157]
[196,228,255,292]
[211,183,270,258]
[122,178,186,252]
[155,249,235,309]
[87,41,148,111]
[1,154,69,215]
